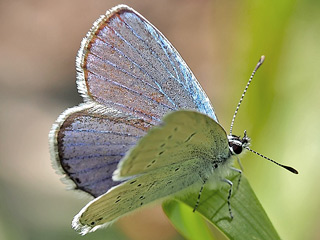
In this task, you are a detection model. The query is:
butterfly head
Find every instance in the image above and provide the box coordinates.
[228,130,250,155]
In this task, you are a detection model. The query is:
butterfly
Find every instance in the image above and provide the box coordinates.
[49,4,298,235]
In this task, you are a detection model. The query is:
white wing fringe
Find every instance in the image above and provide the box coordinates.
[71,196,115,235]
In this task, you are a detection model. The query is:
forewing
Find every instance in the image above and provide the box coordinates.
[76,4,217,125]
[114,110,229,180]
[49,103,152,197]
[72,158,203,235]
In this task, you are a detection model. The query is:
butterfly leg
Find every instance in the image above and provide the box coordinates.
[236,155,244,171]
[193,179,207,213]
[230,167,242,190]
[221,179,234,219]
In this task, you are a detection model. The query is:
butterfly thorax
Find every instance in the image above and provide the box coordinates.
[227,131,250,155]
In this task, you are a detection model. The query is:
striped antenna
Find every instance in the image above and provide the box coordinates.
[245,147,299,174]
[229,56,265,135]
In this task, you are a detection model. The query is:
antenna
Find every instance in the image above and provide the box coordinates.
[229,56,265,135]
[227,56,299,175]
[246,147,299,174]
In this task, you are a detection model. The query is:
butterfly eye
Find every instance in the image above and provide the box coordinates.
[230,143,243,155]
[228,136,243,155]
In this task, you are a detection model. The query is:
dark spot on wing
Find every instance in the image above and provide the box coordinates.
[147,181,157,191]
[174,127,178,131]
[159,151,164,155]
[160,143,166,148]
[137,183,142,187]
[175,168,180,172]
[63,164,71,170]
[147,159,156,168]
[168,135,172,140]
[130,180,137,184]
[185,132,196,143]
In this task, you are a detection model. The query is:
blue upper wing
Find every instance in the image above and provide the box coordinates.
[50,5,217,198]
[76,5,217,123]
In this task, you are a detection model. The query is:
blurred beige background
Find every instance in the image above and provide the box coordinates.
[1,0,319,239]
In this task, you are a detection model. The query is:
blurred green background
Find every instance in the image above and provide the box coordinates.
[0,0,319,239]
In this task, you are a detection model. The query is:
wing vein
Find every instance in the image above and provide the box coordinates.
[121,16,179,82]
[86,63,175,111]
[65,129,141,137]
[106,22,178,108]
[64,142,136,147]
[70,160,120,174]
[94,35,176,107]
[65,153,125,161]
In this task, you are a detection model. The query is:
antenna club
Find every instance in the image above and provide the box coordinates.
[254,55,265,71]
[246,147,299,174]
[284,166,299,174]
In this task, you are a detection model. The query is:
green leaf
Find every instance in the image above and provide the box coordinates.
[163,174,280,240]
[163,200,216,240]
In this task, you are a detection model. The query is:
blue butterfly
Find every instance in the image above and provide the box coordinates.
[49,4,297,235]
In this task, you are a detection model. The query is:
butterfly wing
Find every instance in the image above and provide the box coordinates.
[114,110,229,179]
[72,111,230,235]
[50,4,217,197]
[76,4,217,123]
[50,103,152,197]
[73,158,202,235]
